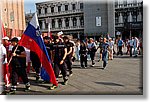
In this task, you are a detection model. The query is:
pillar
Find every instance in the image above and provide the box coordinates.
[76,16,80,27]
[47,6,51,13]
[54,5,58,12]
[42,20,45,29]
[55,18,58,28]
[69,17,73,27]
[62,18,65,28]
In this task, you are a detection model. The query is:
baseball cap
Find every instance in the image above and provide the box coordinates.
[9,37,19,43]
[2,36,9,40]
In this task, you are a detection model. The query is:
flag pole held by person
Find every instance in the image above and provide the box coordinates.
[18,13,58,87]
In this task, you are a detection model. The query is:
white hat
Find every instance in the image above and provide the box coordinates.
[57,31,63,36]
[17,37,21,40]
[2,36,9,40]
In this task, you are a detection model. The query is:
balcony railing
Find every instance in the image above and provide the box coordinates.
[41,26,84,32]
[115,23,124,27]
[115,2,143,9]
[38,9,83,17]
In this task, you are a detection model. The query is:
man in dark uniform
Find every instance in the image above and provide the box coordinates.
[43,36,53,61]
[50,35,68,90]
[10,37,30,93]
[30,51,41,81]
[63,36,74,76]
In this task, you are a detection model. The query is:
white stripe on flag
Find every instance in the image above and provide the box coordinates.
[30,13,39,29]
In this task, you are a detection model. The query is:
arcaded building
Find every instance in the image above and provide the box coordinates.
[115,0,143,39]
[36,0,115,39]
[0,0,26,38]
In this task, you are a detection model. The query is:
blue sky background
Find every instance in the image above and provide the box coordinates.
[24,0,49,13]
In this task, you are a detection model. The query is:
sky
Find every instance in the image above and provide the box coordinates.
[24,0,49,13]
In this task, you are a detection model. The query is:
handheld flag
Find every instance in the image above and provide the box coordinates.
[18,13,58,86]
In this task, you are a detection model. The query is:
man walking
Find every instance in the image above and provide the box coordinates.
[9,37,30,94]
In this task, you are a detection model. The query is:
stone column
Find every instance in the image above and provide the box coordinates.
[41,7,45,14]
[54,5,58,12]
[76,16,80,27]
[119,13,123,23]
[128,12,133,22]
[47,6,51,13]
[69,3,72,10]
[69,17,73,27]
[62,18,66,28]
[55,18,58,28]
[76,2,79,9]
[137,12,142,22]
[42,20,45,29]
[61,4,65,11]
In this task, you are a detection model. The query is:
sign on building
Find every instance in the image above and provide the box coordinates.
[96,17,101,26]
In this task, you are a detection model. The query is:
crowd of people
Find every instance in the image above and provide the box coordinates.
[0,32,143,94]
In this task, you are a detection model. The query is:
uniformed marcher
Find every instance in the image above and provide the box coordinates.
[30,51,41,81]
[50,35,68,90]
[43,36,53,61]
[63,36,74,76]
[9,37,30,93]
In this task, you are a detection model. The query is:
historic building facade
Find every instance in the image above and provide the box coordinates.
[115,0,143,39]
[36,0,115,39]
[0,0,26,38]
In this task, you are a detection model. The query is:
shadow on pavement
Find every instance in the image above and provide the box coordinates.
[95,82,124,87]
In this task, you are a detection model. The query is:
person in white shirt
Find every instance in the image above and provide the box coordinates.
[0,43,7,64]
[133,37,139,57]
[0,42,8,87]
[75,40,80,61]
[129,37,134,57]
[87,38,97,67]
[108,38,114,60]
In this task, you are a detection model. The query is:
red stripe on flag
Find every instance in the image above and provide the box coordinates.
[19,34,58,86]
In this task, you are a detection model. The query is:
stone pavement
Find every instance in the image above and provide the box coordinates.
[2,53,142,95]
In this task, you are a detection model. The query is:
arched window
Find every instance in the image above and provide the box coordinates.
[52,19,55,28]
[80,16,84,26]
[73,17,77,27]
[65,18,69,27]
[58,19,62,28]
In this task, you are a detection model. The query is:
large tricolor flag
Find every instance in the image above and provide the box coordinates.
[18,13,58,86]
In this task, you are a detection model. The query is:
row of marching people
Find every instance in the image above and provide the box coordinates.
[0,32,75,94]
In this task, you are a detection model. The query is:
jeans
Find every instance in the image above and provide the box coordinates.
[133,47,138,56]
[102,51,108,68]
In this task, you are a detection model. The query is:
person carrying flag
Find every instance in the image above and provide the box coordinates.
[18,13,58,90]
[9,37,30,94]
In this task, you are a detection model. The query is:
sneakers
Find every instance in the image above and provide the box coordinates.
[69,71,73,77]
[9,86,16,94]
[25,83,30,91]
[36,73,40,82]
[64,79,68,85]
[91,64,95,67]
[49,85,57,90]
